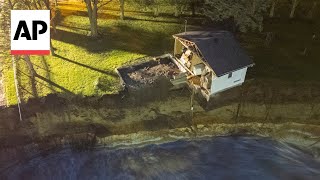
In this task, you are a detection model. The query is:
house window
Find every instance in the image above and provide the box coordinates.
[228,72,233,78]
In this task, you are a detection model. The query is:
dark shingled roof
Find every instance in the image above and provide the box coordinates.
[173,31,254,77]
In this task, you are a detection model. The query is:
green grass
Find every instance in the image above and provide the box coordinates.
[2,1,320,105]
[2,1,185,105]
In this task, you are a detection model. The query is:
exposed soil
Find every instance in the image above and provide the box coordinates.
[0,77,320,155]
[117,55,180,89]
[128,62,178,85]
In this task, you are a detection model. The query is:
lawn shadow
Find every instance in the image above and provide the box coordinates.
[17,68,73,95]
[59,8,119,20]
[22,59,39,99]
[41,56,56,93]
[53,54,118,77]
[53,23,176,56]
[125,16,181,25]
[35,74,73,94]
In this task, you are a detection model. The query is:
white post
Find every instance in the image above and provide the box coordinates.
[184,19,187,32]
[12,56,23,121]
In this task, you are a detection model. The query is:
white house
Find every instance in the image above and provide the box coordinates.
[171,31,254,99]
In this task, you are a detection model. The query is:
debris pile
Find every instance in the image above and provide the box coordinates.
[128,62,179,85]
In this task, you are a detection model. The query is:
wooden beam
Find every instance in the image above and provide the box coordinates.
[170,56,194,75]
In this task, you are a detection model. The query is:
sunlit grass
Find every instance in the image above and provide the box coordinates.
[3,1,320,105]
[2,1,184,105]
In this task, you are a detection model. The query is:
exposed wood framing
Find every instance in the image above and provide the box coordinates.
[173,36,217,77]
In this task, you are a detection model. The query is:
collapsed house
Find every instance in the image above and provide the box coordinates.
[171,31,254,100]
[116,31,254,101]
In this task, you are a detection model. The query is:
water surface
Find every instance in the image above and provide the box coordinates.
[1,136,320,180]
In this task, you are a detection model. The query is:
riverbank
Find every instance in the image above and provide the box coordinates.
[0,79,319,149]
[2,135,320,180]
[1,122,320,175]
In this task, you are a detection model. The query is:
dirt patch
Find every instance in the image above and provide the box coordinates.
[117,55,180,89]
[128,62,178,84]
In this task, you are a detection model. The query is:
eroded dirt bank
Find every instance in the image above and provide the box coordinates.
[0,80,319,153]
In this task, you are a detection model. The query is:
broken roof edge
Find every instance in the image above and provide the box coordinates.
[173,31,254,77]
[174,36,218,77]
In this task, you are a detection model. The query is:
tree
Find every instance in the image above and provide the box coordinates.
[0,1,10,57]
[42,0,58,55]
[165,0,186,17]
[83,0,113,37]
[307,1,318,19]
[153,0,160,16]
[84,0,99,37]
[269,0,278,17]
[119,0,125,20]
[251,0,257,14]
[289,0,301,18]
[202,0,270,32]
[132,0,162,16]
[189,0,204,16]
[1,0,23,113]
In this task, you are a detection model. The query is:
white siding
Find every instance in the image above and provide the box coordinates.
[210,67,248,95]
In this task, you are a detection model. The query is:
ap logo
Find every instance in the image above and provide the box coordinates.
[11,10,50,55]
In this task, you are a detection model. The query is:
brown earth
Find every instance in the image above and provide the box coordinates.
[0,79,319,150]
[128,62,179,85]
[117,56,180,90]
[1,79,320,170]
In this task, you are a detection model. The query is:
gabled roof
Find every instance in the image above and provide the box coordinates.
[173,31,254,77]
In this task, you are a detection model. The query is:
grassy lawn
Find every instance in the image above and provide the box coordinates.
[2,1,186,105]
[2,1,320,105]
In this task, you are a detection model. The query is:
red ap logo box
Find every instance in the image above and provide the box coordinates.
[11,10,50,55]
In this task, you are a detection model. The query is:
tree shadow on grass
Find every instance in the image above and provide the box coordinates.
[53,54,118,77]
[59,6,181,22]
[60,9,119,20]
[35,74,73,94]
[124,16,181,25]
[41,56,56,93]
[53,24,175,56]
[17,69,73,95]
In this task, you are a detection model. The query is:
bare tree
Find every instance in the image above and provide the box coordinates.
[308,1,318,19]
[290,0,302,18]
[202,0,270,32]
[42,0,58,55]
[83,0,113,37]
[1,0,23,118]
[84,0,99,37]
[154,0,160,16]
[119,0,125,20]
[252,0,257,14]
[269,0,278,17]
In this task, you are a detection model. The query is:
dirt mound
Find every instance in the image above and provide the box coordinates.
[117,55,181,90]
[128,62,178,85]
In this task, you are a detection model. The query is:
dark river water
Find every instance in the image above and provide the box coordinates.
[1,136,320,180]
